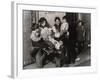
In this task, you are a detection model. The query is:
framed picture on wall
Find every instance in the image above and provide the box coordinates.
[11,1,97,78]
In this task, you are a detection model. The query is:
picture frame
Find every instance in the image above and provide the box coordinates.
[11,1,97,78]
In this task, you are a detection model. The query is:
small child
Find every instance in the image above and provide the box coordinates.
[30,23,43,67]
[30,23,41,42]
[60,16,69,37]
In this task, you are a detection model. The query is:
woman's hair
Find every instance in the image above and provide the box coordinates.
[54,17,61,32]
[38,17,50,28]
[54,17,61,22]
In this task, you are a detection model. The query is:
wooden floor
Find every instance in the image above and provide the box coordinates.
[23,47,90,69]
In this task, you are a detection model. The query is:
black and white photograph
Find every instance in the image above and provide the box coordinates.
[23,10,91,69]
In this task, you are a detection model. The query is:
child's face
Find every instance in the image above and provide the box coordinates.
[62,19,66,23]
[35,29,40,36]
[41,21,46,27]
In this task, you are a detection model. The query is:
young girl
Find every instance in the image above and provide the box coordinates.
[30,23,42,65]
[34,17,54,68]
[51,17,66,67]
[60,16,69,37]
[30,23,41,42]
[60,16,71,65]
[52,17,61,40]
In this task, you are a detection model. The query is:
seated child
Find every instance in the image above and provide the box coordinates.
[30,23,41,42]
[30,23,42,63]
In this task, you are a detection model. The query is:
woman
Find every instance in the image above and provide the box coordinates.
[52,17,61,40]
[52,17,66,67]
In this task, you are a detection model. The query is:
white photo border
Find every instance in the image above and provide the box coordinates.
[11,2,97,78]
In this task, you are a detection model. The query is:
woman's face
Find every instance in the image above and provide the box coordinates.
[55,19,60,26]
[41,20,46,27]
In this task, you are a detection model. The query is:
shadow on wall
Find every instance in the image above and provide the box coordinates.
[23,10,33,66]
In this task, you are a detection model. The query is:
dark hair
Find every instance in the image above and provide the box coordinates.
[31,23,39,30]
[54,17,61,22]
[54,17,61,32]
[62,16,67,21]
[39,17,50,28]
